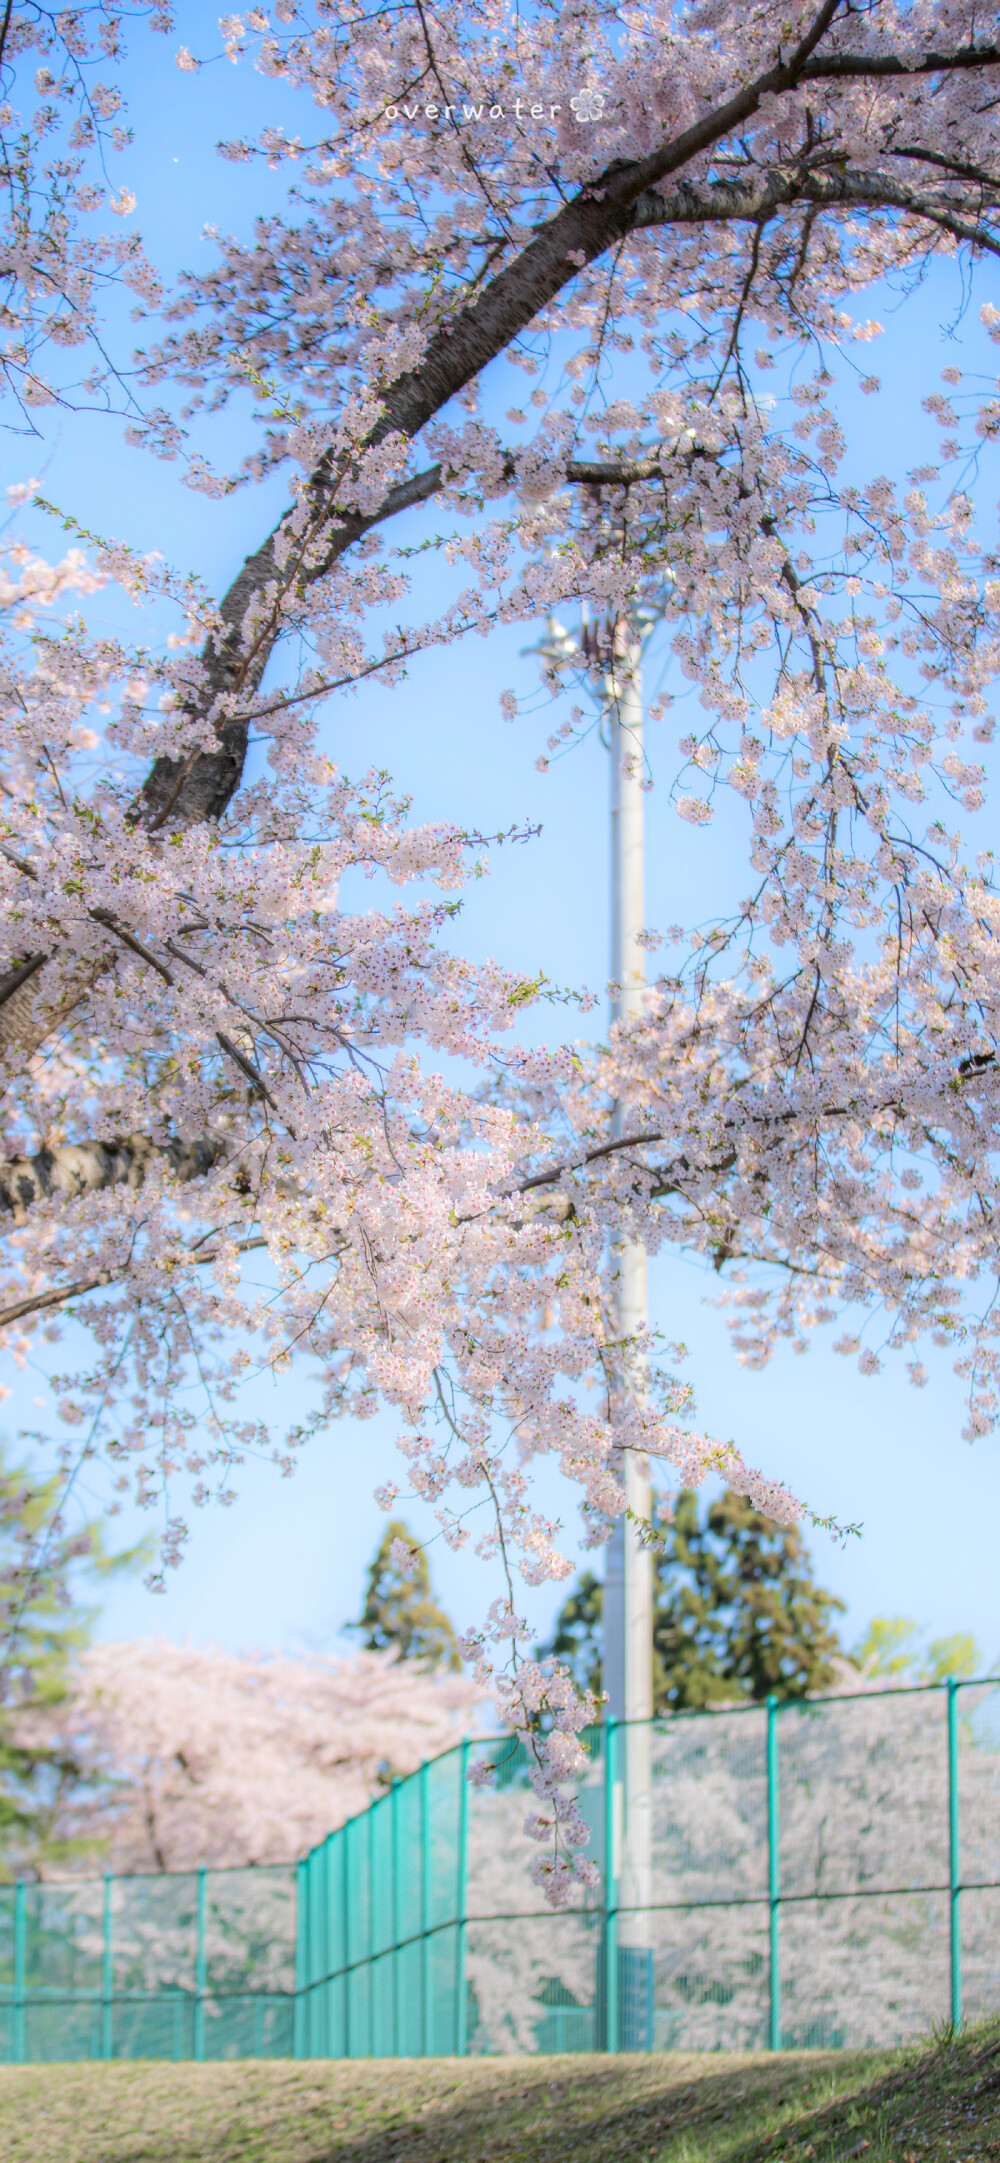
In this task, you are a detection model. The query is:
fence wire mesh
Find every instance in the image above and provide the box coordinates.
[297,1679,1000,2060]
[0,1864,296,2063]
[2,1679,999,2061]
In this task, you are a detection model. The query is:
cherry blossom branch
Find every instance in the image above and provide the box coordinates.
[0,1237,269,1343]
[801,40,1000,82]
[130,5,987,847]
[630,165,1000,257]
[0,1137,226,1224]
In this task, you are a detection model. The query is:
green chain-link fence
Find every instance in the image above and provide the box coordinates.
[0,1864,297,2062]
[3,1678,1000,2061]
[297,1677,1000,2058]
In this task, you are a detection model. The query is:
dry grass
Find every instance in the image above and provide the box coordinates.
[1,2019,998,2162]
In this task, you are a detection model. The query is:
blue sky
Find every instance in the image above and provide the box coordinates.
[5,18,1000,1671]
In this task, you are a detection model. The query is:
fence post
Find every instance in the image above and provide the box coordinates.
[294,1857,308,2060]
[948,1676,962,2030]
[456,1741,470,2056]
[767,1696,782,2052]
[368,1802,377,2055]
[342,1823,353,2059]
[13,1880,25,2065]
[420,1761,432,2056]
[102,1874,113,2061]
[194,1868,207,2062]
[391,1781,401,2059]
[311,1836,326,2061]
[604,1719,619,2053]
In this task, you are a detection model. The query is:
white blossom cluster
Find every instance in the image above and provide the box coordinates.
[22,1638,482,1873]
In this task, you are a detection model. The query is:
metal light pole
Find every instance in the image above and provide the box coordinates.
[533,602,656,2048]
[602,618,653,1732]
[600,616,654,2050]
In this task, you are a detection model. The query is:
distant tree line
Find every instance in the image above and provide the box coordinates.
[0,1466,987,1878]
[349,1489,986,1709]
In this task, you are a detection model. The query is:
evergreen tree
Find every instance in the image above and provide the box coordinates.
[540,1488,846,1712]
[652,1488,846,1708]
[350,1520,460,1671]
[0,1448,144,1876]
[542,1570,603,1700]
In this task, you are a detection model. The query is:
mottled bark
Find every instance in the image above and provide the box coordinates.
[0,1134,225,1223]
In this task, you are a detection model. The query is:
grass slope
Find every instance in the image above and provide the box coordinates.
[2,2020,998,2163]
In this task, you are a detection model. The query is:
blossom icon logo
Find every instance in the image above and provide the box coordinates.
[570,88,605,123]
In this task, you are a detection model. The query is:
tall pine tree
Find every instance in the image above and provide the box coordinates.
[350,1520,460,1671]
[542,1489,846,1712]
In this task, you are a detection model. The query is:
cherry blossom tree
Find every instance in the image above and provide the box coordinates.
[0,2,168,415]
[31,1638,481,1871]
[2,0,1000,1895]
